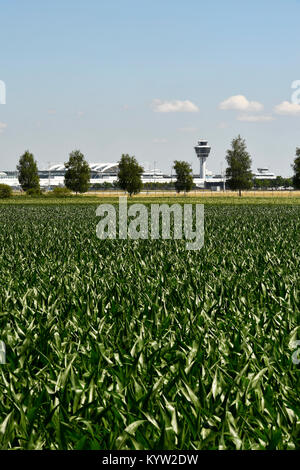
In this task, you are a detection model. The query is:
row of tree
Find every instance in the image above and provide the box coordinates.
[91,181,197,191]
[253,177,293,189]
[14,150,195,196]
[8,136,300,196]
[118,156,195,195]
[16,150,91,195]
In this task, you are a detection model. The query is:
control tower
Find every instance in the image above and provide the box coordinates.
[194,139,211,180]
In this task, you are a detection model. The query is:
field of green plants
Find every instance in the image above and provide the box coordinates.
[0,203,299,450]
[1,193,300,206]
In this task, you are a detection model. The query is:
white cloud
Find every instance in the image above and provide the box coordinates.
[153,138,168,143]
[0,122,7,133]
[219,95,263,112]
[237,114,274,122]
[151,99,199,113]
[274,101,300,115]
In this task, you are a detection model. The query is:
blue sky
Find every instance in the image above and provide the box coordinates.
[0,0,300,176]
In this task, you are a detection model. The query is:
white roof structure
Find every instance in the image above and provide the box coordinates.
[48,164,65,172]
[48,162,119,173]
[89,163,118,172]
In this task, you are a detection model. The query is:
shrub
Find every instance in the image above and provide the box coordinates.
[50,187,72,198]
[0,184,13,198]
[26,188,44,197]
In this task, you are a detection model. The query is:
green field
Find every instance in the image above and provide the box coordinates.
[0,203,299,449]
[1,193,300,206]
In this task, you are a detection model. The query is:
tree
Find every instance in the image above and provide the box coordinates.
[259,179,272,189]
[292,148,300,189]
[26,188,43,196]
[17,151,40,192]
[173,160,194,194]
[254,179,263,190]
[117,154,143,196]
[64,150,90,194]
[225,135,253,196]
[283,177,293,189]
[274,176,285,189]
[0,184,12,198]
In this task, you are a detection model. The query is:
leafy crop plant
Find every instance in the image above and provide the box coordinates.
[0,204,299,450]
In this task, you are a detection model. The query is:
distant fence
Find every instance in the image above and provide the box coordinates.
[87,189,300,198]
[10,188,300,198]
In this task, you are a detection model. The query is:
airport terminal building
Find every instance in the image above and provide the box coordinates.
[0,139,276,190]
[0,163,227,190]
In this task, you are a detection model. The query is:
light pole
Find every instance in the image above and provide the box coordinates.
[221,162,226,192]
[48,162,51,190]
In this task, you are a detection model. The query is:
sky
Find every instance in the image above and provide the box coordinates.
[0,0,300,176]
